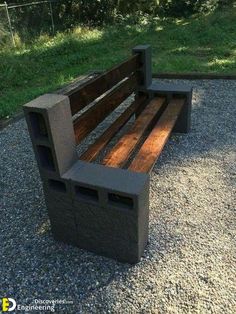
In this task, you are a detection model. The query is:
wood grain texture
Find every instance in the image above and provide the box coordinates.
[129,98,184,173]
[102,97,166,168]
[73,72,139,144]
[69,54,141,115]
[79,95,147,162]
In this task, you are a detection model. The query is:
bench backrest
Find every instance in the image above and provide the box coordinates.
[57,45,152,145]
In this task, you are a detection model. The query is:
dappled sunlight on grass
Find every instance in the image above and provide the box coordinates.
[0,7,235,118]
[207,58,235,67]
[155,26,164,31]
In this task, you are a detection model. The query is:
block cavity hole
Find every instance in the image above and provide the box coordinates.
[75,186,98,202]
[29,112,48,139]
[49,179,66,193]
[37,145,55,171]
[108,193,133,210]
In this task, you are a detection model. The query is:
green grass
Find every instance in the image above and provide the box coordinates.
[0,8,236,118]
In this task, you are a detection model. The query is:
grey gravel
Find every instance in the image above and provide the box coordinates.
[0,79,236,313]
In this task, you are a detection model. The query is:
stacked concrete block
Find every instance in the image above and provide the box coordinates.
[132,45,153,118]
[63,161,150,263]
[23,94,78,246]
[133,45,152,90]
[24,93,150,263]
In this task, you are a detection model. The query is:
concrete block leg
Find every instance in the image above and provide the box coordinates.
[43,177,78,245]
[63,161,150,263]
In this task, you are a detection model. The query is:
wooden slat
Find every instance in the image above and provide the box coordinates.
[73,72,139,144]
[129,98,185,173]
[69,54,141,115]
[55,73,99,95]
[79,95,147,162]
[102,97,166,168]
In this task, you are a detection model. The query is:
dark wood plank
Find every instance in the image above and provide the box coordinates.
[79,95,147,162]
[102,97,166,168]
[73,72,139,144]
[69,54,141,115]
[129,98,184,173]
[55,73,99,95]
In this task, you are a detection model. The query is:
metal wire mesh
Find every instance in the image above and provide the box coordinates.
[0,4,12,46]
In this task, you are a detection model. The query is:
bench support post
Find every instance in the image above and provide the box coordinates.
[24,95,150,264]
[23,94,77,178]
[62,161,150,263]
[132,45,152,119]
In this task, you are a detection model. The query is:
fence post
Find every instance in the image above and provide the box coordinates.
[49,1,55,35]
[4,1,15,47]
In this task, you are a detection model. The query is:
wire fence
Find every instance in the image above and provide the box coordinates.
[0,0,57,47]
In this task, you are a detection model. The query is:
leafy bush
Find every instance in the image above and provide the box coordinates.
[3,0,235,42]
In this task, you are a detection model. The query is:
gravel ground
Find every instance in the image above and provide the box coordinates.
[0,79,235,314]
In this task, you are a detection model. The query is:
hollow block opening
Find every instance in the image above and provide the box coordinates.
[37,145,55,171]
[108,193,133,210]
[75,186,98,202]
[29,112,48,139]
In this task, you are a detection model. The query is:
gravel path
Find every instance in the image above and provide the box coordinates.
[0,79,235,313]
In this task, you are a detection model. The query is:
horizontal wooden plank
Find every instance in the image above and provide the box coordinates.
[69,54,141,115]
[55,73,99,95]
[73,72,139,144]
[129,98,184,173]
[102,97,166,168]
[79,95,147,162]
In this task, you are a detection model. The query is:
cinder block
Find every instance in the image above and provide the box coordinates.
[23,94,77,177]
[132,45,152,90]
[46,198,77,245]
[40,173,76,245]
[63,161,150,263]
[42,176,77,245]
[148,82,192,133]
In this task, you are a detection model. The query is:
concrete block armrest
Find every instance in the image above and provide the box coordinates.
[62,160,150,207]
[148,82,193,96]
[148,82,193,133]
[62,161,150,263]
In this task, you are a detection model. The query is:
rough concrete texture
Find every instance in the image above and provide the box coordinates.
[133,45,152,89]
[64,161,150,263]
[24,94,77,177]
[0,79,235,313]
[148,82,192,133]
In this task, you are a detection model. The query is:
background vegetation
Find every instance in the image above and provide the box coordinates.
[0,1,235,118]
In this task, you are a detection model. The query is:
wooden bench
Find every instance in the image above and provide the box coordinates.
[24,45,192,263]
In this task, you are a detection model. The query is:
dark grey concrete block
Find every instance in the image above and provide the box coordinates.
[62,161,150,263]
[42,176,77,244]
[46,198,77,245]
[23,94,77,176]
[148,82,192,133]
[63,161,149,197]
[132,45,152,90]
